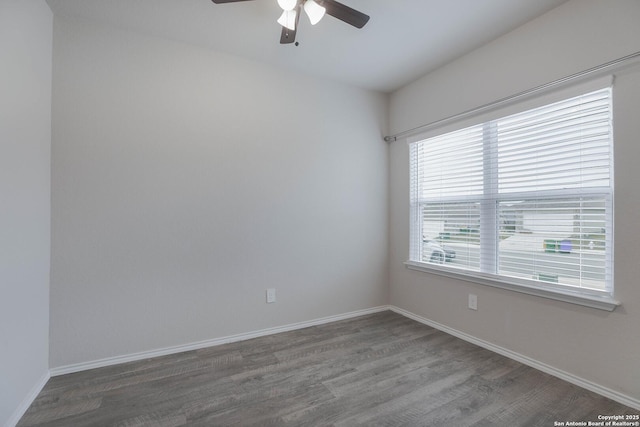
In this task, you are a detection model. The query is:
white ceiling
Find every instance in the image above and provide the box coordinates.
[46,0,567,93]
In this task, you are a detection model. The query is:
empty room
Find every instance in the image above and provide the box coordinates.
[2,0,640,426]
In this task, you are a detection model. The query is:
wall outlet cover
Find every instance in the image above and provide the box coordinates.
[468,294,478,310]
[266,288,276,304]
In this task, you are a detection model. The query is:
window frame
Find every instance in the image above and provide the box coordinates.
[406,86,619,311]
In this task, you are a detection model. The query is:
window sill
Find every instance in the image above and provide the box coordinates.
[404,260,620,312]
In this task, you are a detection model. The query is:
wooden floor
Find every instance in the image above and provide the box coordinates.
[19,311,636,426]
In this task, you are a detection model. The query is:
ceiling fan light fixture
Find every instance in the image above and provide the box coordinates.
[277,9,297,31]
[303,0,325,25]
[277,0,297,11]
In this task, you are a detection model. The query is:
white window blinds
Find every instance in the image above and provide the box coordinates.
[409,87,613,294]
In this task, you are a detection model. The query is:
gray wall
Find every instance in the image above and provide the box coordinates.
[49,16,389,368]
[0,1,52,425]
[389,0,640,402]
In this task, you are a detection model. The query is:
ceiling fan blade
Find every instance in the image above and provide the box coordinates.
[280,2,301,44]
[211,0,255,3]
[280,26,297,44]
[318,0,369,29]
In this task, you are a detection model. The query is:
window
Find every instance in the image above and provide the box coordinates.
[408,88,614,304]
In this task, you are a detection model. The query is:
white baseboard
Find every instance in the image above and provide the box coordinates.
[50,305,391,377]
[389,305,640,411]
[4,370,50,427]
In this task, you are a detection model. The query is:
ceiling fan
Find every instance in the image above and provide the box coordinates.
[211,0,370,45]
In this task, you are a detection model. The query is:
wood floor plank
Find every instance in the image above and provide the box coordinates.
[18,311,638,426]
[112,411,187,427]
[18,397,103,426]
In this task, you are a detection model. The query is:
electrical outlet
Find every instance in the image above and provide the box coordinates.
[468,294,478,310]
[266,288,276,304]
